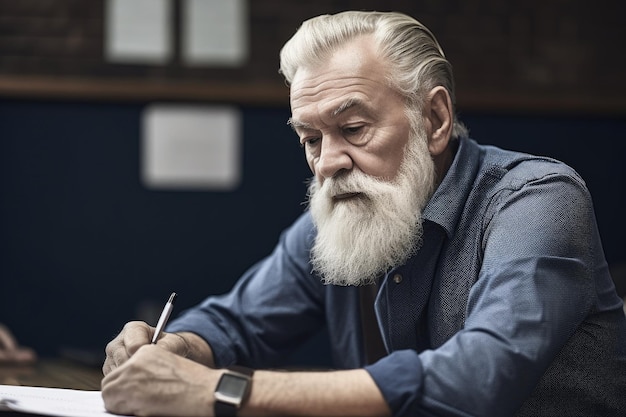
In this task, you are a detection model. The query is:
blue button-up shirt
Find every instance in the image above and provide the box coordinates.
[168,137,626,416]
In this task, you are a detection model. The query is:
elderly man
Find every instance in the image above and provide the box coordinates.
[101,11,626,417]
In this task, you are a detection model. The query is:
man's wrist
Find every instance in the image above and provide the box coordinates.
[176,332,215,366]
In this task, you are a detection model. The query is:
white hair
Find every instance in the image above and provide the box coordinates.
[279,10,468,139]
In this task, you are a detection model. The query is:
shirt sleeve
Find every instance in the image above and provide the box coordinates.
[166,213,326,368]
[368,166,601,416]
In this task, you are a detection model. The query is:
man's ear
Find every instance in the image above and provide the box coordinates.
[425,86,453,156]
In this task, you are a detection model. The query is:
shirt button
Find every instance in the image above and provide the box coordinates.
[393,274,403,284]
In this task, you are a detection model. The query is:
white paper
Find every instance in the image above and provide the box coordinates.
[181,0,248,66]
[0,385,130,417]
[105,0,173,64]
[141,104,242,191]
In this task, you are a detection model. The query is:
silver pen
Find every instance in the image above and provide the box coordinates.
[151,292,177,344]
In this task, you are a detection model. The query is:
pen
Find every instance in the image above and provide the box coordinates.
[151,292,177,344]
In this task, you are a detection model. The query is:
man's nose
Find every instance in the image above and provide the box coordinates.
[315,136,354,179]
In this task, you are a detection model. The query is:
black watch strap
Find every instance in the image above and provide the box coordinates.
[214,366,254,417]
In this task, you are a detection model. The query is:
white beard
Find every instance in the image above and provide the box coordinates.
[307,126,436,286]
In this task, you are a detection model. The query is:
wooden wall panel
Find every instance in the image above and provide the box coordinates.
[0,0,624,113]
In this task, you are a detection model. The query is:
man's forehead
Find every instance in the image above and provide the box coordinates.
[288,96,373,131]
[289,72,388,123]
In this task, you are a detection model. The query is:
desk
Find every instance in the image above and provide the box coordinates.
[0,359,102,391]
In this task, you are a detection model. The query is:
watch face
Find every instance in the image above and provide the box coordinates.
[215,373,250,404]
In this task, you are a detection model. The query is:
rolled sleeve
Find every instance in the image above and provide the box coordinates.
[365,350,425,417]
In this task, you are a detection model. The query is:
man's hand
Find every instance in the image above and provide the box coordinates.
[101,345,391,417]
[103,321,193,375]
[102,325,390,417]
[102,344,220,417]
[103,321,215,376]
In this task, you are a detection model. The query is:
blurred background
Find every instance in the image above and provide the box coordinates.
[0,0,625,367]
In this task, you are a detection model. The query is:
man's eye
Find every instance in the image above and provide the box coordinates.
[301,137,321,148]
[343,126,362,135]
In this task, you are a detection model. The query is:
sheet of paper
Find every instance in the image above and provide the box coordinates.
[0,385,130,417]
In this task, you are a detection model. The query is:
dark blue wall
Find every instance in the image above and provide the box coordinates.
[1,99,624,365]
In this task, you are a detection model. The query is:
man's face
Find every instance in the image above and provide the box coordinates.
[288,36,436,285]
[288,35,412,186]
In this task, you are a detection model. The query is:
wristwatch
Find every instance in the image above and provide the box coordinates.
[214,366,254,416]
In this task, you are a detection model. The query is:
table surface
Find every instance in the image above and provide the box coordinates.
[0,359,103,391]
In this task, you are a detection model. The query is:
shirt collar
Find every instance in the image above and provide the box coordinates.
[422,137,482,238]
